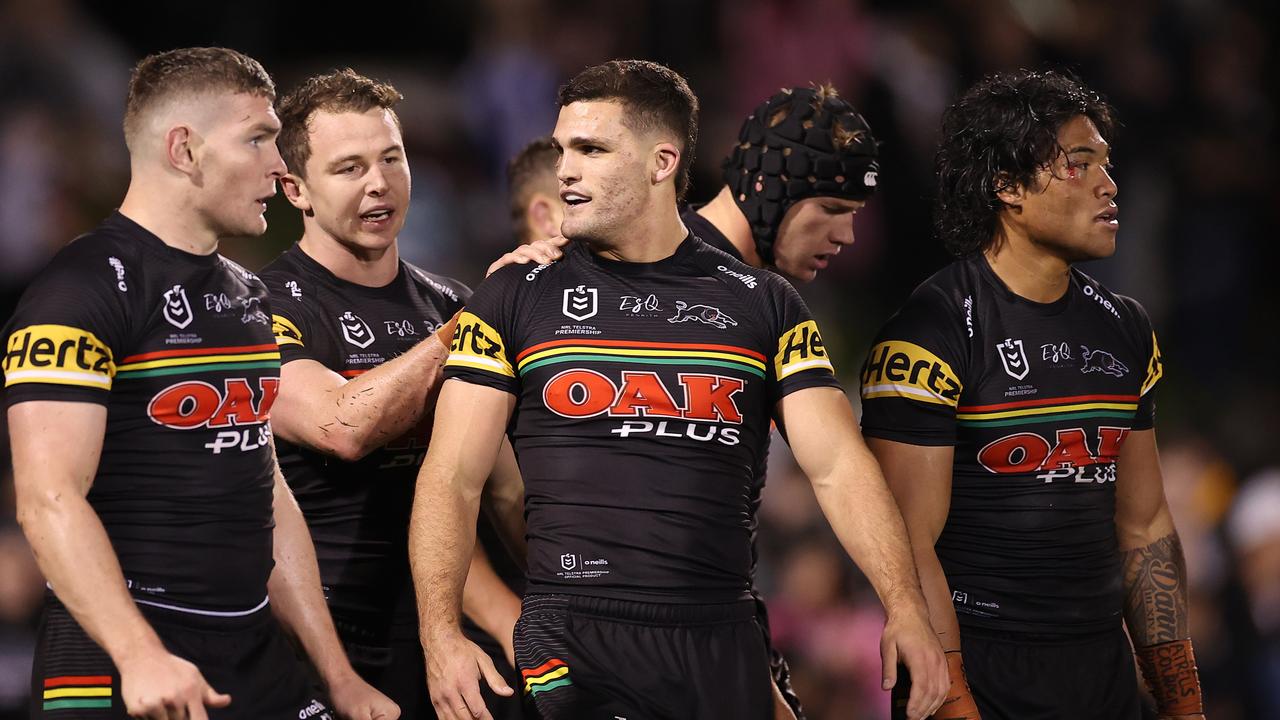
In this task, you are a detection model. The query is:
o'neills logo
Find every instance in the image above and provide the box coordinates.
[4,325,115,390]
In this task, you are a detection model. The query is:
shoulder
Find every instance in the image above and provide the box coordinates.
[878,262,974,341]
[216,254,265,291]
[1071,267,1150,332]
[29,226,141,298]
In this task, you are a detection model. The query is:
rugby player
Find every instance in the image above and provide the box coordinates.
[4,48,393,719]
[685,84,877,283]
[506,137,562,247]
[264,69,559,718]
[860,69,1204,719]
[410,59,948,720]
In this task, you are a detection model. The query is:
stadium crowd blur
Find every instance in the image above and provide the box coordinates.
[0,0,1275,716]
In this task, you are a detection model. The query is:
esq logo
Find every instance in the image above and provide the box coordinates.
[542,369,744,424]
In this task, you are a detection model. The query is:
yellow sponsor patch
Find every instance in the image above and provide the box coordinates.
[774,320,835,380]
[860,340,962,406]
[1140,330,1162,397]
[446,311,514,378]
[3,324,115,390]
[272,314,304,347]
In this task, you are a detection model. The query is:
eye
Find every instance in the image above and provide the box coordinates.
[383,155,401,165]
[338,165,358,175]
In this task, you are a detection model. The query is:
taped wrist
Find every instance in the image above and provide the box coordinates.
[1136,638,1203,715]
[942,650,981,718]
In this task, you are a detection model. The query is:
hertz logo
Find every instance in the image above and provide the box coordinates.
[446,312,514,378]
[860,340,962,406]
[272,314,304,347]
[3,325,116,390]
[775,321,834,380]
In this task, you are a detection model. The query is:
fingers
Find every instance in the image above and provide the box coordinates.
[477,653,514,697]
[881,637,899,691]
[459,678,494,720]
[902,648,949,720]
[201,683,231,708]
[187,699,207,720]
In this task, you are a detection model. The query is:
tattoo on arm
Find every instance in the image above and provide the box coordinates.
[1122,532,1189,646]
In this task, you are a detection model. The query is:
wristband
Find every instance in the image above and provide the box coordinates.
[1136,638,1203,716]
[941,650,981,719]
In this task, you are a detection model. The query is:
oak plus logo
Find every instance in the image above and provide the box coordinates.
[996,338,1029,380]
[978,426,1130,485]
[562,285,598,321]
[338,311,375,348]
[162,285,194,329]
[147,377,280,454]
[668,301,737,329]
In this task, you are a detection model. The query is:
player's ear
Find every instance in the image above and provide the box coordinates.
[165,124,199,177]
[993,171,1026,208]
[528,193,561,241]
[281,173,313,215]
[652,142,680,187]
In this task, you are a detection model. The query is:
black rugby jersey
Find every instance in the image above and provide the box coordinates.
[260,244,469,631]
[3,212,280,612]
[681,206,745,261]
[444,235,841,603]
[859,254,1162,635]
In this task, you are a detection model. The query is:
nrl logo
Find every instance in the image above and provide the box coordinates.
[338,311,375,348]
[668,301,737,330]
[560,554,577,570]
[562,285,598,321]
[162,285,194,329]
[996,338,1029,380]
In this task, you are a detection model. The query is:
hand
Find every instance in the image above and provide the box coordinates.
[486,236,569,277]
[881,608,948,720]
[425,631,514,720]
[327,671,400,720]
[118,648,231,720]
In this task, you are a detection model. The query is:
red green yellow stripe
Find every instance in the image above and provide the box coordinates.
[957,393,1138,427]
[42,676,113,709]
[116,344,280,379]
[522,658,571,695]
[516,340,766,378]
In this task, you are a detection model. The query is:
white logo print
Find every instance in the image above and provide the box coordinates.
[1080,346,1129,378]
[863,170,878,187]
[668,301,738,329]
[240,297,269,325]
[338,311,375,348]
[562,285,598,321]
[996,338,1030,380]
[560,554,577,570]
[108,257,127,292]
[619,294,661,315]
[384,320,418,337]
[162,285,194,329]
[204,292,234,312]
[285,280,302,299]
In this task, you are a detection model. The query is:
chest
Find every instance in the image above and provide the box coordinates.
[307,286,452,372]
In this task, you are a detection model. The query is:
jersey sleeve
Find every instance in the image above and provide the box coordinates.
[262,273,321,366]
[1123,296,1162,431]
[3,243,133,407]
[767,277,842,402]
[442,266,521,395]
[858,285,967,446]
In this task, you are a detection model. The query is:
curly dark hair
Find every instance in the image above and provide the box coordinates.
[558,59,699,201]
[277,69,403,178]
[934,69,1116,257]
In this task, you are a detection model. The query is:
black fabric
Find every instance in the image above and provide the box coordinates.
[445,237,841,604]
[860,254,1163,635]
[680,205,745,261]
[462,620,526,720]
[513,594,771,720]
[3,212,279,612]
[31,593,330,719]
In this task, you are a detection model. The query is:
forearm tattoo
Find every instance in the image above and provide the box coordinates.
[1122,532,1190,646]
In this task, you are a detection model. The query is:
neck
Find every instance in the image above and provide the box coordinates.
[590,198,688,263]
[119,180,220,256]
[983,222,1072,303]
[298,223,399,286]
[696,186,764,267]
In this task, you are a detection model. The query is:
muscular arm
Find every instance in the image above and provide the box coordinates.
[410,379,517,718]
[270,331,451,462]
[10,401,229,717]
[266,455,397,718]
[1115,429,1202,718]
[777,387,947,719]
[481,439,528,565]
[869,437,981,718]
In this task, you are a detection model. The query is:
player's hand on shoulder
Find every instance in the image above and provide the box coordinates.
[880,607,949,720]
[118,648,231,720]
[486,235,569,277]
[424,631,512,720]
[326,671,400,720]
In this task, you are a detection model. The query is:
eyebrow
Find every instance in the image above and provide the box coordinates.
[249,122,281,136]
[1065,144,1108,155]
[325,144,403,169]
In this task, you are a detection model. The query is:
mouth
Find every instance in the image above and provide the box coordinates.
[1095,206,1118,227]
[256,192,275,213]
[561,190,591,208]
[359,206,395,227]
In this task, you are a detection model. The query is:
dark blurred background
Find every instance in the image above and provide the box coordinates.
[0,0,1275,716]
